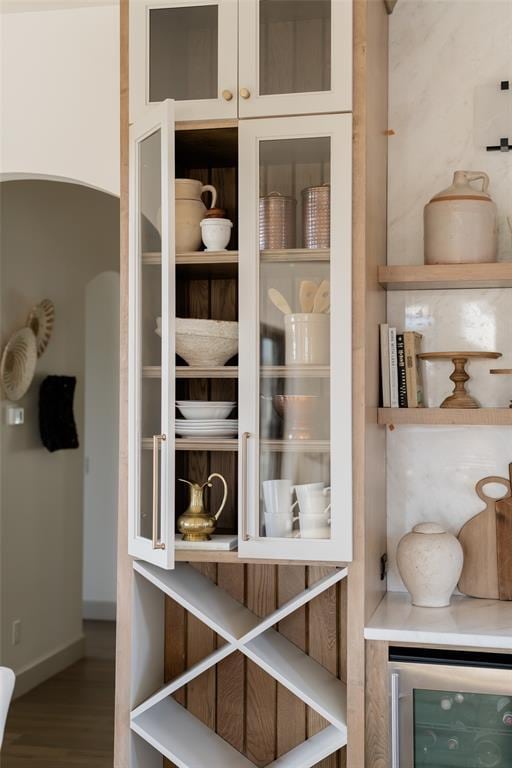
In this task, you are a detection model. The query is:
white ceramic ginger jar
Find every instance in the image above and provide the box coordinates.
[396,522,463,608]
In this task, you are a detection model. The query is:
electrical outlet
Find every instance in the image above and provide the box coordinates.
[11,619,21,646]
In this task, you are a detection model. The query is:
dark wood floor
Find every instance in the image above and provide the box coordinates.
[2,621,115,768]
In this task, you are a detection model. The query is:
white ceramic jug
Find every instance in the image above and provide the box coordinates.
[424,171,498,264]
[397,522,463,608]
[175,179,217,253]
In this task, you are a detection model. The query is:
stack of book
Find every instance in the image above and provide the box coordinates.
[380,324,424,408]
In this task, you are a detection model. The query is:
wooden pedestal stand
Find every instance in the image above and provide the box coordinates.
[418,351,502,408]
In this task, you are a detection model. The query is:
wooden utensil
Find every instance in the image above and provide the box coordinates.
[418,351,502,408]
[299,280,318,313]
[496,464,512,600]
[268,288,292,315]
[312,280,330,313]
[458,475,511,599]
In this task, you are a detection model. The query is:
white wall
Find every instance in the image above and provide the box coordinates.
[83,271,120,620]
[387,0,512,590]
[0,181,119,685]
[0,3,120,196]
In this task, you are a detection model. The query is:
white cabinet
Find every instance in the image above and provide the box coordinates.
[238,113,353,562]
[130,0,238,123]
[238,0,352,118]
[128,100,176,569]
[130,0,352,122]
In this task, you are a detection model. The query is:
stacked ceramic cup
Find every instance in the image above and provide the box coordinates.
[295,482,331,539]
[262,479,298,538]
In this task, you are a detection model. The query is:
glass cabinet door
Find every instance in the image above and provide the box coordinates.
[238,0,352,118]
[130,0,238,123]
[129,100,176,568]
[238,114,352,562]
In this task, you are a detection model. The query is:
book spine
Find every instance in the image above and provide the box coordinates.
[396,333,408,407]
[389,327,399,408]
[405,332,423,407]
[380,323,391,407]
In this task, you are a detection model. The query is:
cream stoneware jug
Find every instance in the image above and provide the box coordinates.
[175,179,217,253]
[396,522,463,608]
[424,171,498,264]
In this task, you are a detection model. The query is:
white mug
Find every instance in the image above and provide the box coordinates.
[264,512,298,538]
[299,512,331,539]
[262,479,298,516]
[295,483,331,516]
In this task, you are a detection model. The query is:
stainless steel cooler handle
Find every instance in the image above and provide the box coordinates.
[391,671,400,768]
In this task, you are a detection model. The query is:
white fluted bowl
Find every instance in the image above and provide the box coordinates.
[156,318,238,367]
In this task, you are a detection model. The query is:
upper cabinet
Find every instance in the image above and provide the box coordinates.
[130,0,238,123]
[130,0,352,123]
[238,0,352,118]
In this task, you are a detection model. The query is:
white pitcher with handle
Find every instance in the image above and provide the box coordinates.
[175,179,217,253]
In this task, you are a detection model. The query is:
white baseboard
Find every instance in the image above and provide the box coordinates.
[14,635,85,699]
[83,600,117,621]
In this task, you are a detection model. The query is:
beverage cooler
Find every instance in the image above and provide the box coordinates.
[389,648,512,767]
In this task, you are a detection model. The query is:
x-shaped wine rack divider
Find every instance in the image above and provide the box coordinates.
[131,561,348,765]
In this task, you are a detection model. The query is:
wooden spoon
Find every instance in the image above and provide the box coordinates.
[268,288,292,315]
[299,281,318,313]
[312,280,330,313]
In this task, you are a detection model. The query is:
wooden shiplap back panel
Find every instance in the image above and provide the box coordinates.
[164,564,347,768]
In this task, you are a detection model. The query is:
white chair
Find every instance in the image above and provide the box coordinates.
[0,668,15,750]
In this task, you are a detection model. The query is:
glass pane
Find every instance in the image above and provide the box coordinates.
[150,5,218,102]
[414,688,512,767]
[139,129,162,540]
[258,137,331,540]
[259,0,331,96]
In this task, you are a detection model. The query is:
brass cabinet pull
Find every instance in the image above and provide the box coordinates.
[240,88,251,100]
[222,89,233,101]
[152,434,167,550]
[241,432,251,541]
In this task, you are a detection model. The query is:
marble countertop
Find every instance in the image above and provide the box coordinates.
[365,592,512,650]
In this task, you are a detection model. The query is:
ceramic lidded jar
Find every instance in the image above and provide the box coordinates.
[397,522,463,608]
[424,171,498,264]
[175,179,217,253]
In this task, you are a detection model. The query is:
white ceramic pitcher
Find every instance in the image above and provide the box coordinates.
[175,179,217,253]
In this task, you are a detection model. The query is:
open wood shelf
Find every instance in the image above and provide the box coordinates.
[378,407,512,426]
[260,248,329,263]
[142,248,329,267]
[261,365,330,378]
[131,561,347,765]
[142,437,238,451]
[174,549,349,567]
[378,262,512,290]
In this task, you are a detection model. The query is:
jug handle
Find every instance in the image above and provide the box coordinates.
[201,184,217,210]
[208,472,228,521]
[464,171,489,194]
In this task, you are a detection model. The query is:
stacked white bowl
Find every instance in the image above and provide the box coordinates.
[176,401,237,437]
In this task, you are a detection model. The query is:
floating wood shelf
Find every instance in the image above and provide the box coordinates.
[131,561,348,766]
[378,407,512,426]
[378,262,512,290]
[143,366,239,379]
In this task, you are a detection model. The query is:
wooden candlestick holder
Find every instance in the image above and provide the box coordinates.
[418,351,502,409]
[490,368,512,408]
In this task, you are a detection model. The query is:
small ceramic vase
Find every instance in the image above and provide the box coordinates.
[396,522,463,608]
[200,217,233,251]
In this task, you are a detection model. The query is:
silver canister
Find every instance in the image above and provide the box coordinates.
[302,184,330,249]
[259,191,296,250]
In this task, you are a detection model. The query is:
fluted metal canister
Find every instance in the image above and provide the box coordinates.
[259,192,296,250]
[302,184,330,249]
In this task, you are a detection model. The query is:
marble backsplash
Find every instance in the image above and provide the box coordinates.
[386,1,512,590]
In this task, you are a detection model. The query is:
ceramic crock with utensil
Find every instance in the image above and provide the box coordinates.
[177,473,228,542]
[424,171,498,264]
[284,314,330,365]
[302,184,330,249]
[259,192,296,250]
[175,179,217,253]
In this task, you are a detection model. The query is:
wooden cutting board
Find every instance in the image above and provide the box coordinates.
[458,475,511,599]
[496,464,512,600]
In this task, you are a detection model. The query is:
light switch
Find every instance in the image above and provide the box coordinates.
[7,407,24,426]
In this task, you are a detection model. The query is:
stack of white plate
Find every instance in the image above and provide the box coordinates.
[176,419,238,438]
[175,400,237,437]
